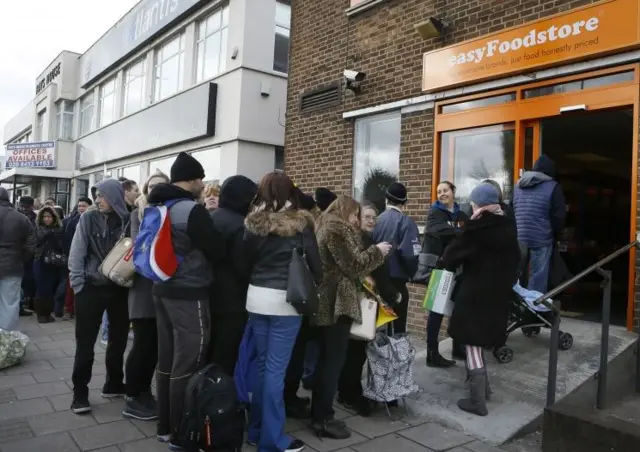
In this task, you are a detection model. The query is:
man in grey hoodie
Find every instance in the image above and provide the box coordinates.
[68,178,131,414]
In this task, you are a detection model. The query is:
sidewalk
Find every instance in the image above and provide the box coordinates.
[0,316,542,452]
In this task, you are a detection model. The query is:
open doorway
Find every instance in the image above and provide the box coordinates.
[540,108,633,326]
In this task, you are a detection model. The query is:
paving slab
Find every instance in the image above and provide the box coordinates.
[0,431,80,452]
[14,381,71,400]
[1,360,53,375]
[0,391,16,405]
[90,401,126,424]
[36,340,77,351]
[128,418,157,438]
[399,423,475,451]
[23,349,67,362]
[342,413,411,439]
[0,398,54,421]
[351,433,433,452]
[32,367,73,383]
[118,437,172,452]
[69,420,144,450]
[292,427,368,452]
[0,375,36,390]
[48,357,76,369]
[0,418,33,444]
[48,390,111,412]
[27,409,97,436]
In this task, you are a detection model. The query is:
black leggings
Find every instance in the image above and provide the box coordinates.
[125,318,158,398]
[337,338,367,404]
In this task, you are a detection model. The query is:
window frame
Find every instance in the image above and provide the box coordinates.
[123,58,147,116]
[153,33,186,102]
[98,77,117,128]
[35,110,45,141]
[195,6,229,83]
[273,0,291,74]
[79,94,94,137]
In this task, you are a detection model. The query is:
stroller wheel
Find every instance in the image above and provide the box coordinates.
[532,327,541,335]
[493,345,514,364]
[558,332,574,351]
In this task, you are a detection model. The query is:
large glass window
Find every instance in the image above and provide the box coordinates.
[56,101,74,140]
[273,1,291,73]
[353,112,401,212]
[439,124,515,203]
[35,110,45,141]
[196,6,229,82]
[120,165,141,183]
[149,155,177,177]
[98,77,117,127]
[154,34,186,102]
[124,58,146,115]
[79,94,94,136]
[191,148,221,184]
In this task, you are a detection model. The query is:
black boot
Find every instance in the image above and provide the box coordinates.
[285,395,311,419]
[311,419,351,439]
[452,341,466,360]
[458,368,488,416]
[426,349,455,368]
[35,298,54,324]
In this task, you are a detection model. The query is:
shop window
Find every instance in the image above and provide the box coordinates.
[35,110,45,141]
[353,112,401,212]
[275,146,284,170]
[124,58,147,115]
[120,165,141,183]
[79,94,94,136]
[440,93,516,114]
[523,71,634,99]
[196,6,229,82]
[191,147,221,184]
[149,155,177,177]
[99,77,117,127]
[154,33,185,102]
[56,101,74,140]
[273,1,291,73]
[75,178,89,200]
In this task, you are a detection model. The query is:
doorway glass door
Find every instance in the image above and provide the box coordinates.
[439,124,515,203]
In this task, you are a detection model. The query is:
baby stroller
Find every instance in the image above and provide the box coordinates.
[492,243,574,364]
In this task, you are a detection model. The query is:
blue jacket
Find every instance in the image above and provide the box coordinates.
[372,207,420,281]
[513,171,562,248]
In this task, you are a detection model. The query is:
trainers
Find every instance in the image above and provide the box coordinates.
[286,439,305,452]
[71,397,91,414]
[101,382,126,398]
[157,434,171,443]
[168,443,185,451]
[122,394,158,421]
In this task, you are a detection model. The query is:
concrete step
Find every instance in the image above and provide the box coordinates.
[404,318,637,445]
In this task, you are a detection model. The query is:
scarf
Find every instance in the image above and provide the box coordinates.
[470,204,504,220]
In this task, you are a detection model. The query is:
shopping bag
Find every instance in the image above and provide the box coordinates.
[0,329,29,370]
[422,269,455,316]
[351,298,378,341]
[376,304,397,328]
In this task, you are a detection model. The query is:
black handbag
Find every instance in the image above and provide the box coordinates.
[412,252,440,284]
[286,241,319,317]
[44,250,68,267]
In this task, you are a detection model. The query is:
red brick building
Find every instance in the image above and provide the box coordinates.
[284,0,640,334]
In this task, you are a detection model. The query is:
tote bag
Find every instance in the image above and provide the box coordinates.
[286,244,319,317]
[99,221,135,288]
[350,297,378,340]
[422,269,455,316]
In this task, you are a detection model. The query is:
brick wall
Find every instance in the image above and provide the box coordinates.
[285,0,606,334]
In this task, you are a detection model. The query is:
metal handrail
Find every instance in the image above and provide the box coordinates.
[542,241,640,409]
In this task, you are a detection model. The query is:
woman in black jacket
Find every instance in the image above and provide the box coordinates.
[337,202,398,417]
[423,181,469,367]
[33,206,64,323]
[443,183,520,416]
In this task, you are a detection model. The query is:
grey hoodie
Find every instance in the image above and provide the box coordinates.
[68,179,130,294]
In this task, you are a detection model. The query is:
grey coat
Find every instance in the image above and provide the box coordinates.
[127,208,155,319]
[0,198,36,277]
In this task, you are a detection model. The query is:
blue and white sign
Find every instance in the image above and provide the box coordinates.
[5,142,56,168]
[80,0,204,87]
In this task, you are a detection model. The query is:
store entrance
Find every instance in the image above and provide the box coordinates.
[536,108,634,325]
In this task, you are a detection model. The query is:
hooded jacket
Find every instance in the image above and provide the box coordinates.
[147,183,225,300]
[34,207,64,261]
[68,179,130,294]
[513,155,566,248]
[0,187,36,277]
[209,176,258,314]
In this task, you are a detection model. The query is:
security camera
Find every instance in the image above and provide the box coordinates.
[344,70,366,82]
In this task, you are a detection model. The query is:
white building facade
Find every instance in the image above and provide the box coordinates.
[2,0,290,210]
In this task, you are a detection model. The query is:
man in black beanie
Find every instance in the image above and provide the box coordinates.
[146,152,226,447]
[315,187,337,212]
[372,182,420,334]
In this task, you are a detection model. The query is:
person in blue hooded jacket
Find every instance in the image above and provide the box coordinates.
[371,182,420,334]
[423,181,469,367]
[513,155,566,294]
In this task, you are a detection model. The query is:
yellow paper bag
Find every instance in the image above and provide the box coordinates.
[376,304,397,328]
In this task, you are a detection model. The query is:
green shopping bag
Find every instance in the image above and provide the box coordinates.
[422,269,455,316]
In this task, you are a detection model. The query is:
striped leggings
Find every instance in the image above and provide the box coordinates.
[466,345,485,371]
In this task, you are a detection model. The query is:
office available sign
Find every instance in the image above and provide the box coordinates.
[422,0,640,91]
[5,142,56,169]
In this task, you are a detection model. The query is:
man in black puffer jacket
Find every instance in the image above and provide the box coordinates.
[208,175,258,375]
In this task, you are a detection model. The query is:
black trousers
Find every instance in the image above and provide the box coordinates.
[284,317,315,402]
[155,296,210,437]
[311,316,352,422]
[390,279,409,334]
[337,338,367,404]
[209,312,247,376]
[125,318,158,398]
[72,284,129,398]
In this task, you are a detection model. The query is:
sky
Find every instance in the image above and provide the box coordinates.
[0,0,140,151]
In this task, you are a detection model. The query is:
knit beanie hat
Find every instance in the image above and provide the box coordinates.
[385,182,407,204]
[315,187,337,211]
[19,196,34,207]
[469,183,500,207]
[294,187,316,211]
[170,152,205,183]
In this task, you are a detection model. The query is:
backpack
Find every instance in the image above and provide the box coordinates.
[177,364,245,452]
[133,198,188,282]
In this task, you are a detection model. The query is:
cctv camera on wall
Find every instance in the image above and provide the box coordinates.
[344,69,366,93]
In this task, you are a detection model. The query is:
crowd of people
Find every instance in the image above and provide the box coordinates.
[0,150,565,452]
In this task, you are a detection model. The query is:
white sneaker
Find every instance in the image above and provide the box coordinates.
[100,338,108,346]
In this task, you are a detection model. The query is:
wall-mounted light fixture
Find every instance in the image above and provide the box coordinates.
[560,104,587,114]
[414,17,445,39]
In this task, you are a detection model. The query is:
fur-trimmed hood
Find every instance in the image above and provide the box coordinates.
[245,209,315,237]
[36,206,62,228]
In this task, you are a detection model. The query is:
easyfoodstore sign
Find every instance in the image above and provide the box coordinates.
[422,0,640,91]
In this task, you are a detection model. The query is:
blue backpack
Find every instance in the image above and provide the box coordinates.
[133,198,188,282]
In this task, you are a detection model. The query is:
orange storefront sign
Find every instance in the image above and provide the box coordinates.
[422,0,640,91]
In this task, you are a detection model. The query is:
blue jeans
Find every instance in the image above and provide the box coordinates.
[0,277,22,331]
[248,314,301,452]
[101,311,109,342]
[528,245,553,294]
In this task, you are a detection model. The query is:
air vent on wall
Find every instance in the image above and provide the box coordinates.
[299,82,342,113]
